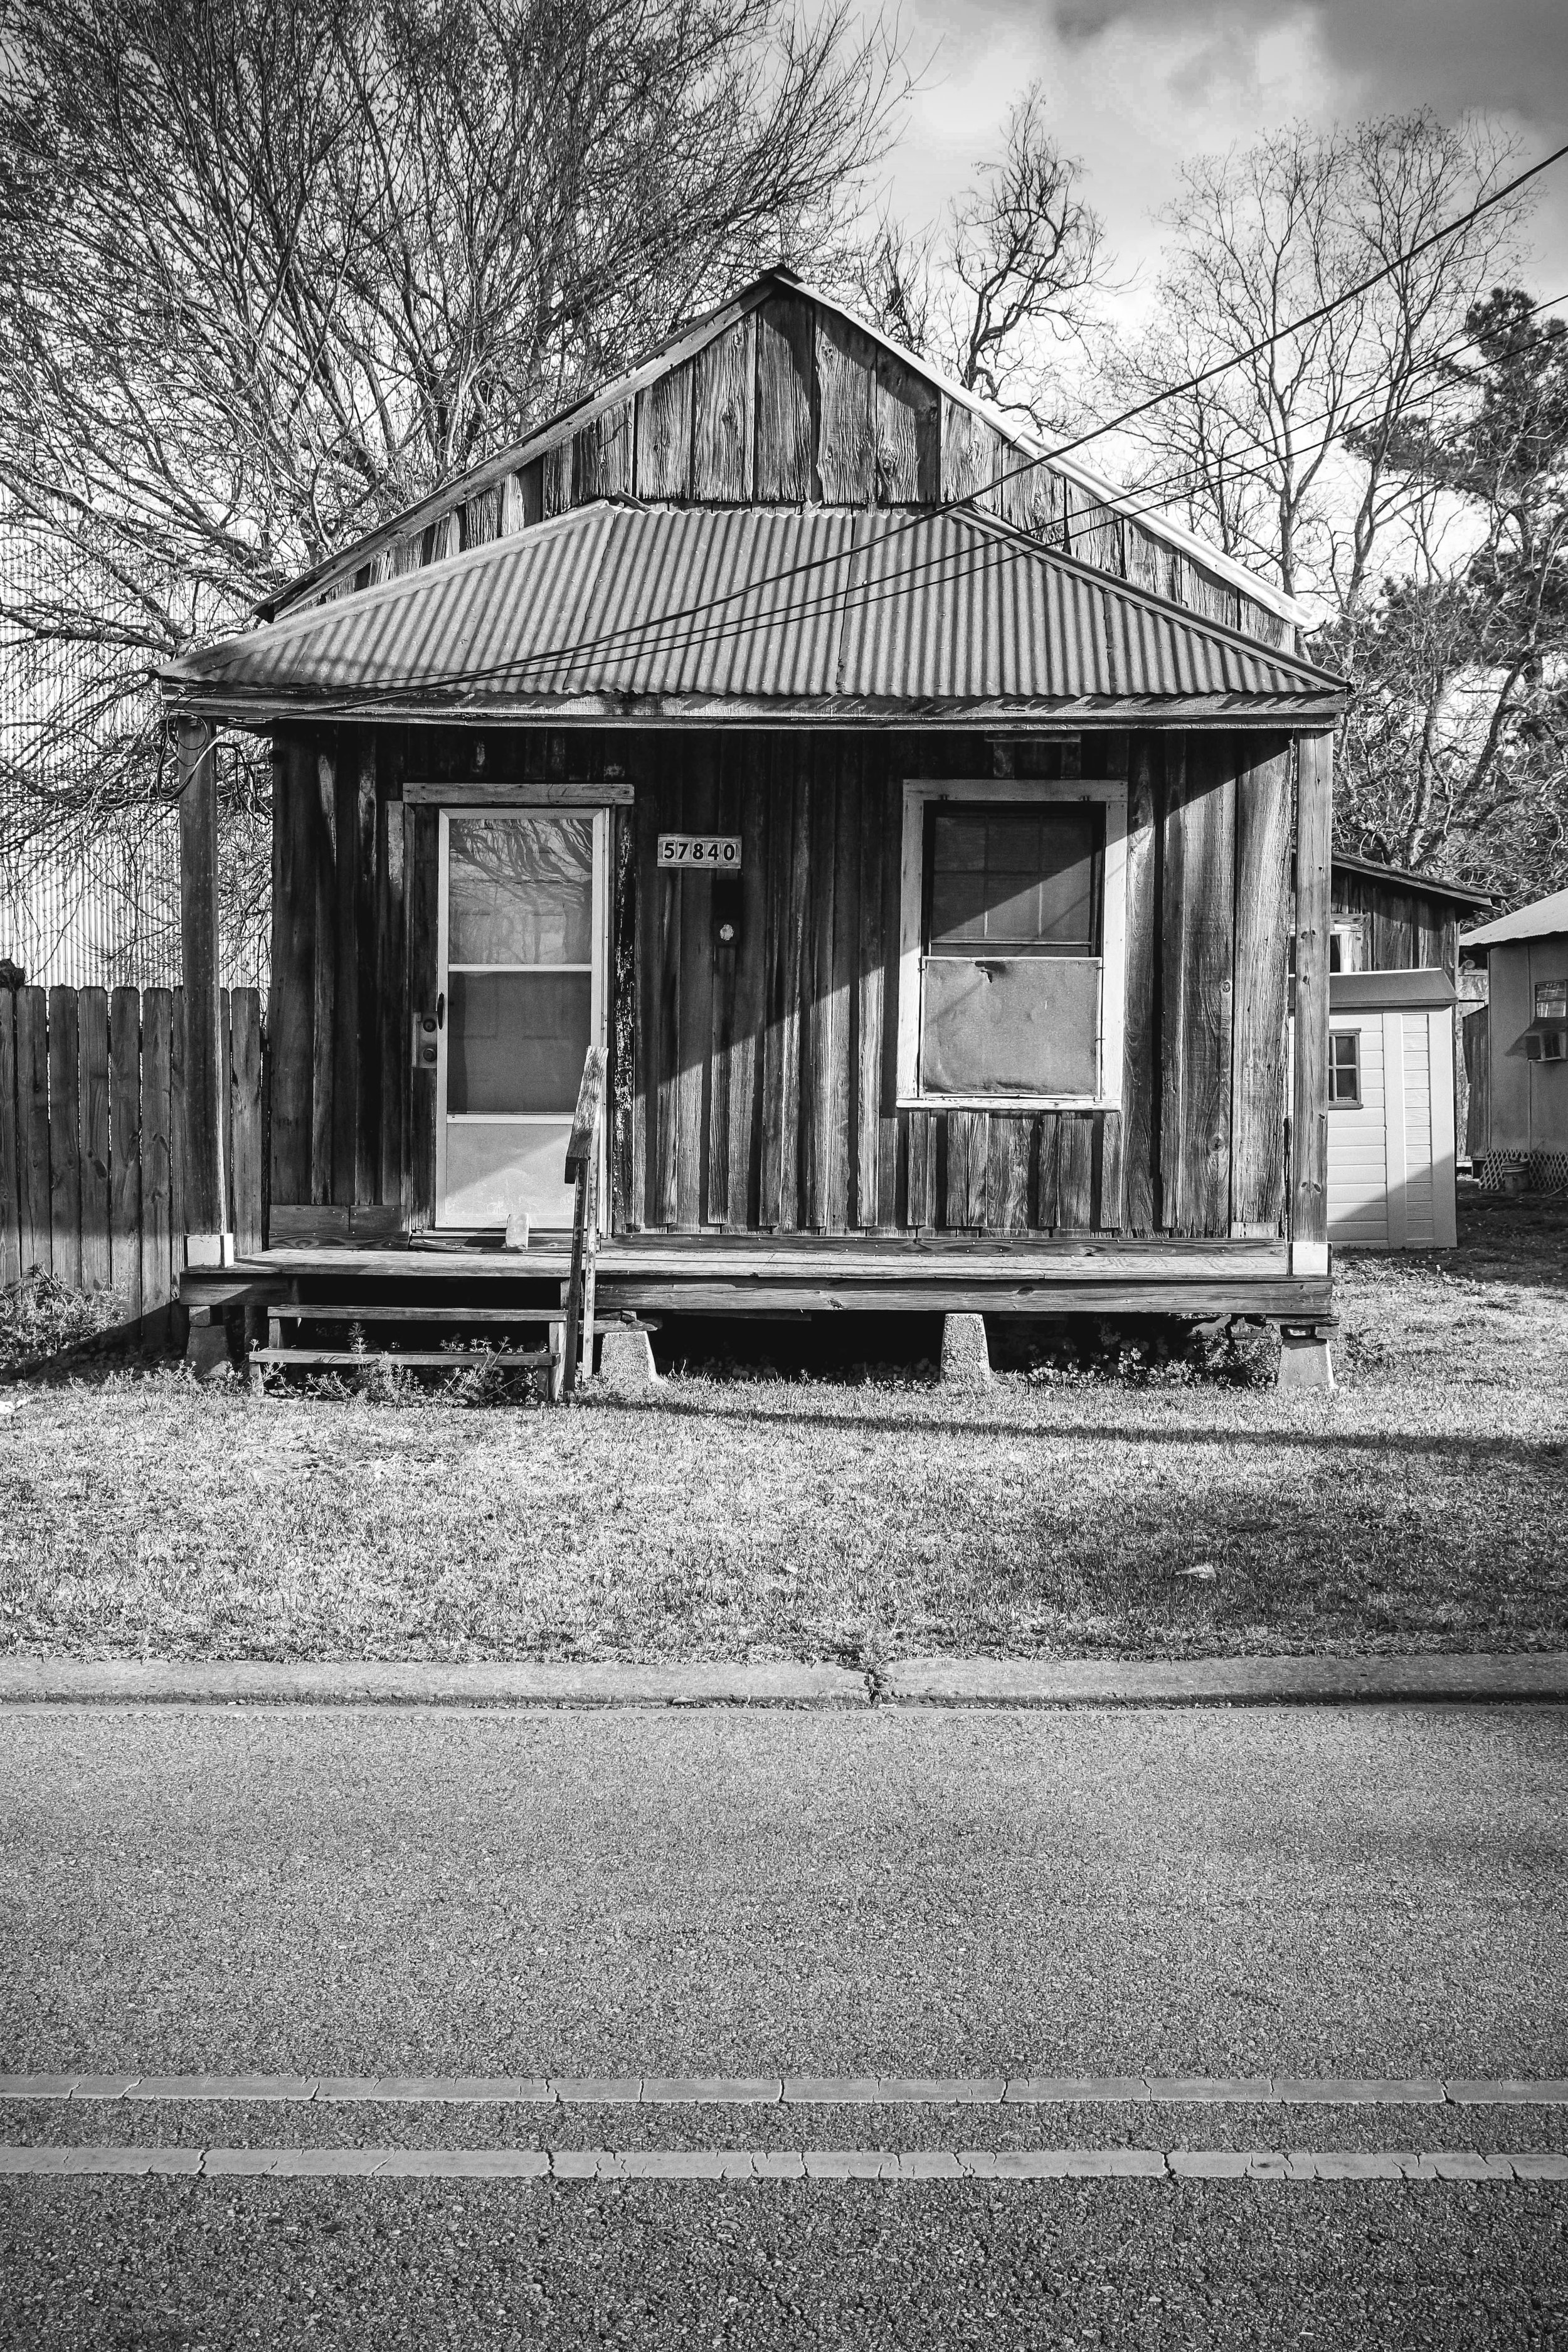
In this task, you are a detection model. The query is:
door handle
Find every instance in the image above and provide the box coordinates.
[436,991,445,1029]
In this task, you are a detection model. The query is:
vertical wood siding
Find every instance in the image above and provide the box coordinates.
[261,722,1303,1246]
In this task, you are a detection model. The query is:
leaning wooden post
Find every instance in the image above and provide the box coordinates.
[176,714,233,1269]
[561,1046,606,1399]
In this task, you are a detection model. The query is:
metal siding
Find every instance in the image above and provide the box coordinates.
[167,504,1340,712]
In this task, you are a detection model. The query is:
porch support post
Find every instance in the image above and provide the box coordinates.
[177,714,233,1268]
[1290,731,1333,1276]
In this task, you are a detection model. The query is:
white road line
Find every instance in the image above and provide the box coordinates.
[0,2146,1564,2183]
[1,2075,1565,2106]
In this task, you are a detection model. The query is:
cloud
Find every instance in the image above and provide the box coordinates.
[1048,0,1568,126]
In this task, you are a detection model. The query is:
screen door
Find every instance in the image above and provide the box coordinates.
[436,809,607,1231]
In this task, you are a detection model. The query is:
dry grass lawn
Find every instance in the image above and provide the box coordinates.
[3,1195,1565,1665]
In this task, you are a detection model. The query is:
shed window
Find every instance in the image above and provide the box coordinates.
[1328,1029,1362,1106]
[1330,918,1365,973]
[1535,980,1567,1020]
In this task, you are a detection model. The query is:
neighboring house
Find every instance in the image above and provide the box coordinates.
[1460,888,1568,1189]
[159,265,1350,1385]
[1323,857,1496,1253]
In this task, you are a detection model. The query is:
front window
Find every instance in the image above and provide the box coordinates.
[1328,1029,1361,1106]
[898,780,1125,1106]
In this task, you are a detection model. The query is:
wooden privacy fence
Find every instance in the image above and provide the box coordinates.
[0,985,265,1322]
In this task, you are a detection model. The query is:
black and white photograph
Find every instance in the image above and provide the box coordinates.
[0,0,1565,2340]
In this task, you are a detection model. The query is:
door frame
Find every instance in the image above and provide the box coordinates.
[433,804,610,1232]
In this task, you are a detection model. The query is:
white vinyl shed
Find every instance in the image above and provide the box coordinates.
[1326,969,1457,1249]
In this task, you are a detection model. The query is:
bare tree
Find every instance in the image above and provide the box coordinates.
[1106,113,1524,608]
[0,0,907,920]
[853,82,1108,431]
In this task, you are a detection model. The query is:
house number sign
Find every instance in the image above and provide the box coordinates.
[657,834,742,869]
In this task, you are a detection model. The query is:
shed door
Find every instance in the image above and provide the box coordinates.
[435,809,607,1232]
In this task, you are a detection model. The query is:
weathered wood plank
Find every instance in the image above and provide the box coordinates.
[219,988,235,1253]
[675,736,716,1229]
[542,440,573,518]
[405,803,440,1231]
[139,988,173,1323]
[310,736,337,1205]
[1032,1112,1059,1231]
[759,744,805,1228]
[815,310,878,503]
[575,398,633,501]
[611,802,638,1234]
[905,1110,936,1232]
[1096,1110,1125,1232]
[948,1110,989,1231]
[0,992,19,1287]
[1121,733,1161,1234]
[754,292,815,501]
[940,399,1000,509]
[177,714,226,1244]
[802,743,835,1229]
[1160,733,1236,1236]
[1056,1115,1095,1233]
[632,774,657,1229]
[873,349,942,506]
[375,731,407,1214]
[1292,732,1333,1250]
[230,987,265,1258]
[16,987,49,1276]
[997,454,1064,541]
[654,747,682,1229]
[46,985,81,1287]
[988,1116,1031,1234]
[855,748,888,1227]
[706,743,740,1228]
[596,1277,1330,1318]
[269,732,315,1207]
[875,758,903,1230]
[826,740,857,1232]
[108,988,140,1313]
[1231,736,1292,1234]
[692,317,755,501]
[635,367,694,501]
[352,731,379,1205]
[169,987,188,1262]
[724,738,767,1231]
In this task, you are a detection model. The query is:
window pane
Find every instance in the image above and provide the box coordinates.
[449,815,593,965]
[443,1120,578,1229]
[928,807,1099,956]
[919,956,1101,1095]
[448,972,591,1115]
[1328,1031,1360,1103]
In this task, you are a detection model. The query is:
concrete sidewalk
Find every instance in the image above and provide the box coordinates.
[1,1651,1564,1708]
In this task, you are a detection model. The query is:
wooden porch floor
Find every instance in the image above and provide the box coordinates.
[181,1232,1332,1323]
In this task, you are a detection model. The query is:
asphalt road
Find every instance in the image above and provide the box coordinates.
[1,1700,1565,2346]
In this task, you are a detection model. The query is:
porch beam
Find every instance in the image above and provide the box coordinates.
[176,714,232,1265]
[1290,730,1333,1272]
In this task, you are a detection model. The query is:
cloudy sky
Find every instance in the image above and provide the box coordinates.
[862,0,1568,309]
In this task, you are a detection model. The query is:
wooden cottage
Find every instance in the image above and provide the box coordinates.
[1461,887,1568,1188]
[159,267,1348,1386]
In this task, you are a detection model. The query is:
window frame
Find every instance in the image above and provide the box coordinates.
[1327,1026,1362,1108]
[897,775,1127,1112]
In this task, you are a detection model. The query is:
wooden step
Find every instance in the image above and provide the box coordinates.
[250,1348,552,1371]
[274,1304,565,1326]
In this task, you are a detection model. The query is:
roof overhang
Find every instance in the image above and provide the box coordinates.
[162,502,1346,732]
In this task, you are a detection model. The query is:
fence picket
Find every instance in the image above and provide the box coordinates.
[140,989,173,1332]
[78,989,112,1291]
[48,986,83,1288]
[231,988,265,1256]
[0,994,18,1288]
[109,988,142,1318]
[17,987,50,1278]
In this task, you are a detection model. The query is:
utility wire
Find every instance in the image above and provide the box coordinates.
[194,145,1568,719]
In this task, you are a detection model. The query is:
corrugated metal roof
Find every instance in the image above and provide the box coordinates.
[1463,887,1568,948]
[163,503,1345,719]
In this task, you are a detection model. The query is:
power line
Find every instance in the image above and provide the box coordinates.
[198,144,1568,720]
